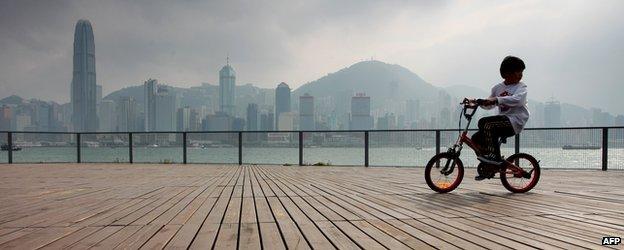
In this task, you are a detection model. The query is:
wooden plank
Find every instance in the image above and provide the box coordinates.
[90,225,142,249]
[113,224,162,249]
[266,197,310,249]
[67,226,123,249]
[238,223,261,249]
[259,222,286,250]
[0,227,79,249]
[139,224,181,249]
[40,226,101,249]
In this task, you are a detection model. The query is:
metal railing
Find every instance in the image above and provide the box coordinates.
[1,126,622,170]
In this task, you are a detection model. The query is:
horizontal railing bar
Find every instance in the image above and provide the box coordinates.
[1,126,622,134]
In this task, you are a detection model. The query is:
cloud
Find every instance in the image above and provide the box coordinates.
[0,0,623,114]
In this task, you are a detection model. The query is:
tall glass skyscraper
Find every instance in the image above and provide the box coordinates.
[219,61,236,116]
[71,19,97,132]
[275,82,291,129]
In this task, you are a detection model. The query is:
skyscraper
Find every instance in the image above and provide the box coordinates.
[71,19,97,132]
[99,100,116,132]
[0,106,13,131]
[116,97,137,132]
[219,60,236,116]
[299,93,315,130]
[154,86,177,131]
[246,103,259,131]
[144,79,158,131]
[177,106,191,131]
[260,112,274,131]
[275,82,291,129]
[350,93,373,130]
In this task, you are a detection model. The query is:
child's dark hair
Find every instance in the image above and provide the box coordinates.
[500,56,525,77]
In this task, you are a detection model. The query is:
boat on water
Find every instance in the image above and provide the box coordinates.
[562,144,601,150]
[1,144,22,151]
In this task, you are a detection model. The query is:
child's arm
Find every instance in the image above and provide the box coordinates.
[496,84,527,107]
[480,87,497,110]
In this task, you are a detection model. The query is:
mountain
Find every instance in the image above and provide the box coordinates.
[292,60,444,112]
[0,95,24,105]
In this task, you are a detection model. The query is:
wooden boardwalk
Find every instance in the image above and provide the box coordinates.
[0,164,622,249]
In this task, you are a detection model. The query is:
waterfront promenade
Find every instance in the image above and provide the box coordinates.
[0,164,622,249]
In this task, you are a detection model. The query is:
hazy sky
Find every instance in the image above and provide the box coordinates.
[1,0,623,114]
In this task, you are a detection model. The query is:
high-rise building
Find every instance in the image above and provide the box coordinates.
[144,79,158,131]
[299,93,315,130]
[219,61,236,116]
[246,103,259,131]
[232,118,245,131]
[278,112,295,131]
[71,19,98,132]
[275,82,291,129]
[0,106,12,130]
[203,112,232,131]
[544,99,562,127]
[189,109,201,131]
[350,93,373,130]
[154,86,177,131]
[260,112,274,131]
[116,97,137,132]
[177,106,191,131]
[33,101,51,131]
[15,114,31,131]
[99,100,116,132]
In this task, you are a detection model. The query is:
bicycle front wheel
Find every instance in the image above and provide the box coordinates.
[425,153,464,193]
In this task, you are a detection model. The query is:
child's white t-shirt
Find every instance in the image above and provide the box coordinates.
[482,81,530,134]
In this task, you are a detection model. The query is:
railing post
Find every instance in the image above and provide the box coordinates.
[364,131,369,167]
[299,131,303,166]
[7,132,12,164]
[515,134,520,154]
[76,133,81,163]
[128,132,133,164]
[435,130,441,155]
[602,128,608,171]
[183,132,187,164]
[238,132,243,165]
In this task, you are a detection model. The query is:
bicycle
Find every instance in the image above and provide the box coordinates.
[424,98,540,193]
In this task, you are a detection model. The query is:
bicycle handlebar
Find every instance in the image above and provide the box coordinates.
[461,98,486,106]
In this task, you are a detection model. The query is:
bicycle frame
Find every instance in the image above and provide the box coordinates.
[445,103,529,177]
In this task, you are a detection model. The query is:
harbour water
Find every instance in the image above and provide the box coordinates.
[2,146,622,169]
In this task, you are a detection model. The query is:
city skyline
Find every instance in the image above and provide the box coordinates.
[1,1,623,115]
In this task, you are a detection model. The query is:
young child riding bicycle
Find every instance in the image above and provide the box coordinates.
[469,56,529,180]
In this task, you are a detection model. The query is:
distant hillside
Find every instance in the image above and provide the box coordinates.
[0,95,24,105]
[292,60,444,112]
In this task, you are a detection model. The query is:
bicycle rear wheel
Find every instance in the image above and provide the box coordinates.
[425,153,464,193]
[500,153,540,193]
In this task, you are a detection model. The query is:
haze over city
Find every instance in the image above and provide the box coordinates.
[1,0,623,134]
[1,0,623,113]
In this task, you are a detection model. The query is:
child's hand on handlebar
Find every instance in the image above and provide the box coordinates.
[481,97,498,106]
[463,97,497,106]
